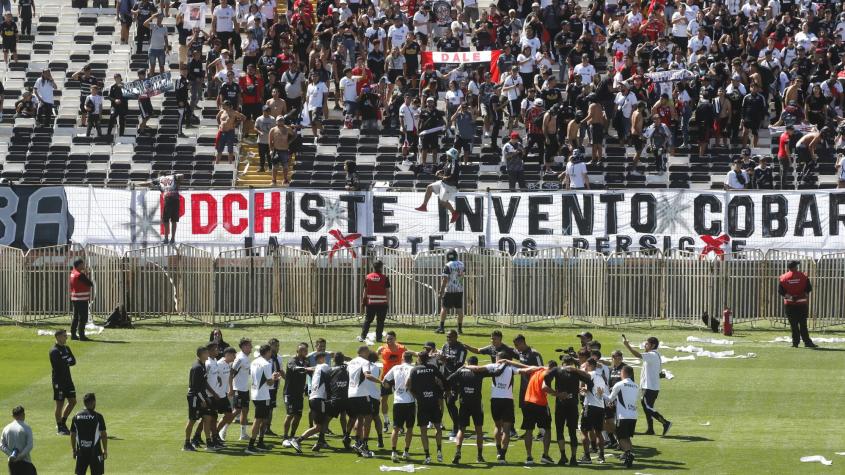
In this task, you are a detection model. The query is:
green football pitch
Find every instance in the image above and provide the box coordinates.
[1,319,843,474]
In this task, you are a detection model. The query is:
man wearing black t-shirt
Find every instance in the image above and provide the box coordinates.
[604,350,629,449]
[446,356,489,464]
[70,393,107,475]
[50,330,76,436]
[326,353,351,449]
[543,363,592,466]
[407,351,447,464]
[184,346,216,452]
[513,334,543,431]
[282,343,309,447]
[440,329,477,439]
[473,330,516,363]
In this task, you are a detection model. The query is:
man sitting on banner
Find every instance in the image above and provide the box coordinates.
[415,147,461,224]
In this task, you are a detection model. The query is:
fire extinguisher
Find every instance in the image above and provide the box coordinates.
[722,307,733,336]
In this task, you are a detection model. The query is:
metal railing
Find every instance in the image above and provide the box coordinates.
[0,244,843,330]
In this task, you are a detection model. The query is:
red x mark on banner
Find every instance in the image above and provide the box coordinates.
[328,229,361,260]
[699,234,730,260]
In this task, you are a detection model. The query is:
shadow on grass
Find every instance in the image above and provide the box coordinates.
[86,339,129,344]
[661,434,713,442]
[807,347,845,352]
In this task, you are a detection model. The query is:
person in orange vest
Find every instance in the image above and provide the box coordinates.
[377,331,406,434]
[68,258,94,341]
[778,260,817,348]
[359,260,391,343]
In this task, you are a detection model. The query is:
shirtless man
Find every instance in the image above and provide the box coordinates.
[581,95,607,164]
[268,116,296,186]
[265,87,288,118]
[542,106,559,174]
[794,128,826,183]
[216,100,246,163]
[630,101,646,167]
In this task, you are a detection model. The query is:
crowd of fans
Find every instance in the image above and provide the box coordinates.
[7,0,845,189]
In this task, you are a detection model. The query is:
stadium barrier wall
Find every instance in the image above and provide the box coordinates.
[2,245,844,329]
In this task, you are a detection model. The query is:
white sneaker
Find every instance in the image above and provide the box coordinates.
[281,439,292,448]
[239,434,250,441]
[437,451,443,462]
[402,451,410,460]
[392,451,399,463]
[218,430,227,441]
[423,456,431,464]
[356,336,365,342]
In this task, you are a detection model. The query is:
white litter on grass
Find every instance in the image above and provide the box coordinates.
[663,370,675,380]
[771,336,845,343]
[687,336,734,345]
[661,355,696,363]
[699,421,711,426]
[379,464,429,472]
[37,323,104,336]
[669,347,757,360]
[800,456,833,466]
[836,452,845,456]
[634,472,655,475]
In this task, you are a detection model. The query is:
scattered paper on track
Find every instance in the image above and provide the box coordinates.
[670,347,757,360]
[687,336,734,345]
[379,464,429,472]
[800,455,832,465]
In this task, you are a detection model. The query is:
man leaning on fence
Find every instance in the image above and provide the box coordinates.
[778,261,818,349]
[69,258,94,342]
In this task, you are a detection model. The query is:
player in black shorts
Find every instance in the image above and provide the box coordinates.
[282,343,308,445]
[604,350,628,449]
[265,338,285,437]
[1,13,18,64]
[543,358,592,466]
[446,356,489,464]
[70,393,107,475]
[326,353,351,449]
[408,351,447,464]
[184,346,216,452]
[50,330,77,436]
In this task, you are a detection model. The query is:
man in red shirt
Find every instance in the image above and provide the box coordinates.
[360,260,391,343]
[777,125,797,189]
[68,258,94,341]
[239,64,265,133]
[778,261,817,348]
[351,57,373,95]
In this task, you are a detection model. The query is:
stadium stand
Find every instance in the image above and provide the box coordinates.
[0,0,842,191]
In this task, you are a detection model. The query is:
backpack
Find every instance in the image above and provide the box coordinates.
[103,306,133,329]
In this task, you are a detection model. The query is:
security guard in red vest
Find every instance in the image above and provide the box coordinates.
[69,258,94,341]
[778,260,817,348]
[359,260,391,343]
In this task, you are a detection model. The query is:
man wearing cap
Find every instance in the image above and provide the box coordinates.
[415,148,461,223]
[524,99,546,168]
[502,132,527,191]
[779,261,817,348]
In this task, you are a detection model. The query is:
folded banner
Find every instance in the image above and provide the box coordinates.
[645,69,696,84]
[421,50,503,81]
[123,72,174,99]
[769,124,817,136]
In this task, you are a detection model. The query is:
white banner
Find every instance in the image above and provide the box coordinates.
[644,69,696,83]
[5,186,845,254]
[180,3,207,30]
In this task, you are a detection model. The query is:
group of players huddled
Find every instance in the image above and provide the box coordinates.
[183,327,672,468]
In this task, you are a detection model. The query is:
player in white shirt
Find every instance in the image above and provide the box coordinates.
[230,338,253,440]
[245,344,282,454]
[196,343,226,447]
[384,351,416,462]
[306,72,329,142]
[290,352,331,451]
[579,358,608,464]
[623,335,672,436]
[346,346,382,457]
[366,352,386,449]
[463,352,520,464]
[215,347,237,442]
[604,365,639,468]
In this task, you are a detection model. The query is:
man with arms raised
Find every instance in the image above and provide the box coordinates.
[623,335,672,436]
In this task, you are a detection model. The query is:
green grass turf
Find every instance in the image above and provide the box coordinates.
[1,319,843,474]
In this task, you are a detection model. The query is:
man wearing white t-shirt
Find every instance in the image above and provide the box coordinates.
[464,352,519,464]
[212,0,241,58]
[573,55,596,85]
[347,346,382,458]
[202,343,226,448]
[384,351,416,462]
[623,336,672,436]
[578,358,607,465]
[413,4,432,50]
[245,344,282,454]
[230,338,253,441]
[215,347,237,442]
[604,365,639,468]
[500,67,523,129]
[387,16,409,51]
[306,72,329,143]
[290,351,331,451]
[670,3,689,53]
[561,149,590,190]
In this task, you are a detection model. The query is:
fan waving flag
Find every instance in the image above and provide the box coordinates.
[421,50,503,81]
